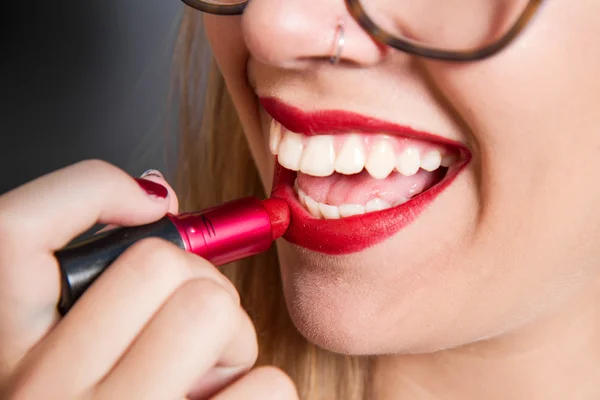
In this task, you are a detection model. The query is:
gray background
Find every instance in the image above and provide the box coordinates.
[1,1,183,194]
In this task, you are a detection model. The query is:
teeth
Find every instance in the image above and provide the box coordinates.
[365,198,391,212]
[283,129,460,219]
[275,126,458,178]
[318,202,340,219]
[296,188,403,220]
[304,195,322,218]
[277,131,304,171]
[338,204,366,217]
[300,136,335,177]
[420,150,442,172]
[396,147,421,177]
[297,188,307,205]
[269,120,282,155]
[365,140,396,180]
[334,135,366,175]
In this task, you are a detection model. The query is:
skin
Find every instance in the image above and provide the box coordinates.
[205,0,600,398]
[0,162,297,399]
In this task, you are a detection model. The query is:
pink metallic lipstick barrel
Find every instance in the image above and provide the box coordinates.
[56,197,289,315]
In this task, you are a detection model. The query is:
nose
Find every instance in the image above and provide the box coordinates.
[241,0,386,68]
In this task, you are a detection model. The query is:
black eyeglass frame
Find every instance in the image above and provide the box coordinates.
[180,0,544,62]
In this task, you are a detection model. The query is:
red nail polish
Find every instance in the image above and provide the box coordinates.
[135,178,168,199]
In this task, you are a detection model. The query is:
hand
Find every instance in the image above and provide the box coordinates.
[0,160,297,399]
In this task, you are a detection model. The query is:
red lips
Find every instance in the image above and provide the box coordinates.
[263,97,471,255]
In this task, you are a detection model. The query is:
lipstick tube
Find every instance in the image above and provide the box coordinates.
[55,197,286,315]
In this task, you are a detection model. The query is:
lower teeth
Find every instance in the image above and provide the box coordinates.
[295,183,409,220]
[293,164,448,220]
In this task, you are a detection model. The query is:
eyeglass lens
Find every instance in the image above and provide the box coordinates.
[357,0,531,51]
[201,0,245,5]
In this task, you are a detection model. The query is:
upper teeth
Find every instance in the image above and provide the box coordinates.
[270,119,457,179]
[334,135,365,175]
[300,136,335,177]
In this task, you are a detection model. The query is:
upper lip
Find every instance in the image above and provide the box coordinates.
[260,97,465,148]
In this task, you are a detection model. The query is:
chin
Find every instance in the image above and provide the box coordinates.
[275,240,485,356]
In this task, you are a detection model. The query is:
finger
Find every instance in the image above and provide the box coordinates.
[0,159,170,256]
[209,367,298,400]
[97,169,179,233]
[93,278,256,400]
[13,239,240,398]
[186,312,258,399]
[0,160,170,378]
[139,169,179,215]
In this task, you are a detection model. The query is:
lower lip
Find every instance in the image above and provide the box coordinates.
[271,153,470,255]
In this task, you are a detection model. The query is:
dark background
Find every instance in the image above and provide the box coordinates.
[1,1,183,194]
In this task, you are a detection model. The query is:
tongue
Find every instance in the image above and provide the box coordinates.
[297,169,441,206]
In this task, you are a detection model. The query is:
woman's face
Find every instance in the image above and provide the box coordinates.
[204,1,600,354]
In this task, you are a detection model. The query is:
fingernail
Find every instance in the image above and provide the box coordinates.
[135,178,168,199]
[140,169,164,180]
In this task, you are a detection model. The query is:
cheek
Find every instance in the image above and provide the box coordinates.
[430,0,600,260]
[433,1,600,158]
[204,15,247,81]
[204,15,273,189]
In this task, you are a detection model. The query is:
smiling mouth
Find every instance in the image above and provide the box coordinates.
[263,97,471,254]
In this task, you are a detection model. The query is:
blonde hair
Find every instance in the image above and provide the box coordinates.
[172,9,370,400]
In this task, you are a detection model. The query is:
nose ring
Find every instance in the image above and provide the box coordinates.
[330,22,345,65]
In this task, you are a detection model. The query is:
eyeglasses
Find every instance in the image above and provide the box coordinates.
[181,0,544,62]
